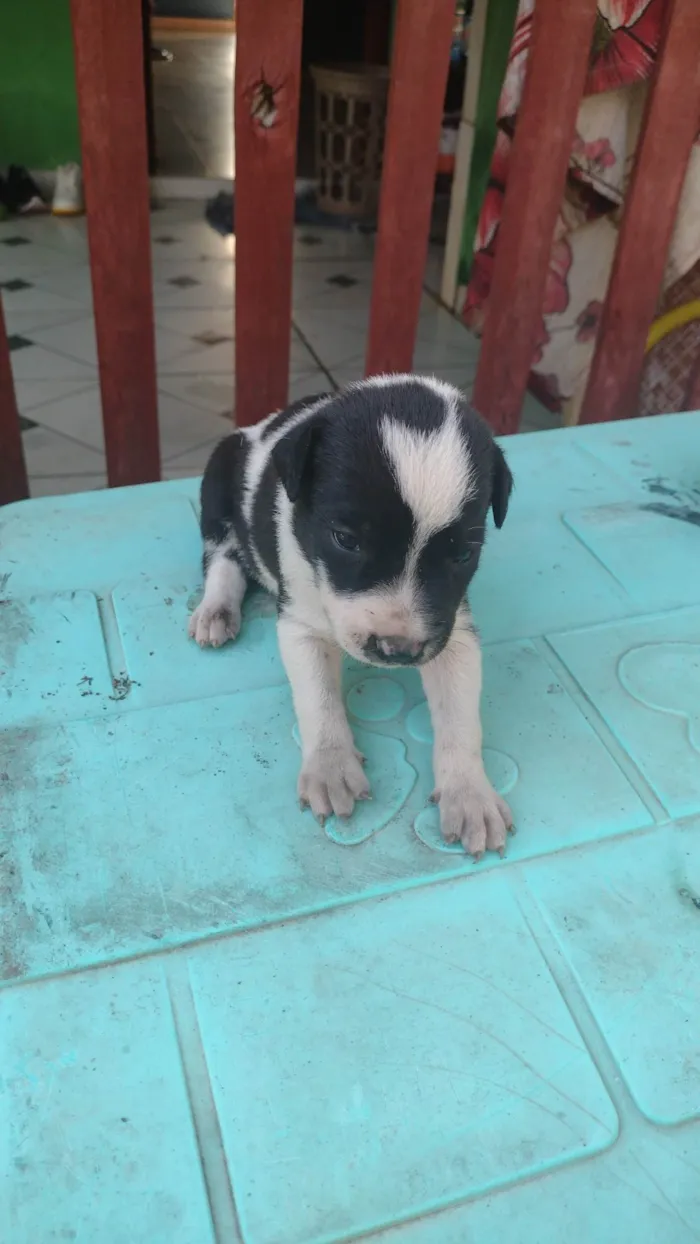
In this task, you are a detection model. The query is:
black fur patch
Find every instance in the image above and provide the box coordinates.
[198,378,512,654]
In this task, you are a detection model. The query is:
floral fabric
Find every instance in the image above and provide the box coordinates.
[462,0,700,415]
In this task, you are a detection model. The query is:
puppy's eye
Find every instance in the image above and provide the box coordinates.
[452,547,474,565]
[331,528,361,553]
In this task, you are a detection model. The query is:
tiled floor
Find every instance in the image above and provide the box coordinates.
[152,34,235,179]
[2,199,555,499]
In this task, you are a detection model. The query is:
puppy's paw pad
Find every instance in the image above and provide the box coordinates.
[188,604,241,648]
[299,742,371,822]
[436,776,513,860]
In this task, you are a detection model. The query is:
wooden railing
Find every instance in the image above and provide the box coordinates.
[2,0,700,505]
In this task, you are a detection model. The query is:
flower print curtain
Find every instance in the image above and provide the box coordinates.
[462,0,700,420]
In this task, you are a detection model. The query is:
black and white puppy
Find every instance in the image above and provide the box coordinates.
[189,374,514,858]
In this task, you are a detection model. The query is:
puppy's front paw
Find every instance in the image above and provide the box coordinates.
[299,743,371,824]
[188,603,241,648]
[432,767,514,860]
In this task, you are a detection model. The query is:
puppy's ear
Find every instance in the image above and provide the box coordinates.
[272,420,319,503]
[491,443,513,529]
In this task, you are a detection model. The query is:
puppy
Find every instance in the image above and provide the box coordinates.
[189,374,514,858]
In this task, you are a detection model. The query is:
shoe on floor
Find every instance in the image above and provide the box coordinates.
[3,165,48,215]
[52,163,85,216]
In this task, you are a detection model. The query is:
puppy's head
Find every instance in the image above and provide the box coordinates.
[273,375,512,666]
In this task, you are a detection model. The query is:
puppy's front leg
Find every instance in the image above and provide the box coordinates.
[278,615,370,823]
[421,614,513,859]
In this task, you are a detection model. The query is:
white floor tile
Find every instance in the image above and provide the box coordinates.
[159,391,231,460]
[34,218,89,257]
[29,473,107,499]
[25,382,233,460]
[28,315,202,370]
[0,239,82,277]
[154,307,235,343]
[152,273,234,309]
[161,439,222,473]
[292,309,371,369]
[158,332,317,377]
[24,385,103,449]
[34,264,94,307]
[295,298,481,377]
[22,425,105,476]
[292,260,375,312]
[157,338,236,375]
[28,316,98,367]
[10,343,96,383]
[328,358,365,388]
[0,215,87,256]
[1,283,87,318]
[157,363,330,421]
[162,464,206,482]
[1,308,87,337]
[14,378,96,417]
[289,369,333,401]
[423,246,445,295]
[149,200,209,227]
[157,373,234,416]
[293,225,375,264]
[151,221,234,263]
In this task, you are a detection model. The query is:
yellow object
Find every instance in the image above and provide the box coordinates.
[646,300,700,352]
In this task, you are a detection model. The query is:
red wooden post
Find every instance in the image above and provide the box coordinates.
[71,0,160,487]
[234,0,304,427]
[472,0,598,435]
[0,297,29,506]
[581,0,700,425]
[365,0,456,377]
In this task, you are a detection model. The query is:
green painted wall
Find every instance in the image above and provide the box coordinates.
[0,0,80,169]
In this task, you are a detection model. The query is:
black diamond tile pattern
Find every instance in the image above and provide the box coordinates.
[0,278,33,292]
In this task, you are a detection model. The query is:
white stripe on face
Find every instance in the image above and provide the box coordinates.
[379,401,474,541]
[360,373,462,407]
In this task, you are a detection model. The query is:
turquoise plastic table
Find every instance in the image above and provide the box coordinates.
[2,413,700,1244]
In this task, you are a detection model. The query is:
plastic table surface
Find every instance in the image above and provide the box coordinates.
[2,412,700,1244]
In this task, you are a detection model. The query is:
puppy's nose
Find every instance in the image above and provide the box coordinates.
[374,635,425,663]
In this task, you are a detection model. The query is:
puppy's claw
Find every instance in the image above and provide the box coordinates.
[298,742,372,826]
[434,772,513,859]
[188,603,241,648]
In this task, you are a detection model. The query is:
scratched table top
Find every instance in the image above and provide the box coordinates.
[1,412,700,1244]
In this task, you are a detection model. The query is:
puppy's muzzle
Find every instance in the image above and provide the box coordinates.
[365,634,426,665]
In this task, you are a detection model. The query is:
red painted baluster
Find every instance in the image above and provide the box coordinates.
[0,297,29,505]
[581,0,700,424]
[472,0,598,434]
[366,0,456,377]
[71,0,160,486]
[234,0,304,427]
